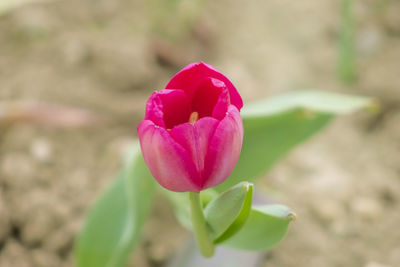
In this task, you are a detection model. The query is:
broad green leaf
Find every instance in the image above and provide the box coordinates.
[222,204,295,251]
[76,146,155,267]
[241,90,371,116]
[216,91,373,191]
[204,182,253,243]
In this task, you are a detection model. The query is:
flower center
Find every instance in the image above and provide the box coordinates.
[189,111,199,124]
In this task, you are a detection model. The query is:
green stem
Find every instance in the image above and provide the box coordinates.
[189,192,215,258]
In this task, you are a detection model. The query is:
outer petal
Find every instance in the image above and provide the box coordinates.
[138,120,201,192]
[169,117,220,188]
[165,62,243,111]
[202,105,244,189]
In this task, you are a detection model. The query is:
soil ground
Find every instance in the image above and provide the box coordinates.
[0,0,399,266]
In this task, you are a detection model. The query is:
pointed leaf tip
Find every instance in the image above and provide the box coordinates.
[288,212,297,222]
[222,204,295,251]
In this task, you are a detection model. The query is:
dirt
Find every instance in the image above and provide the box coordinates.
[0,0,399,266]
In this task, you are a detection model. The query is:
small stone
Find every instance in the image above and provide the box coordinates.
[30,138,52,162]
[351,197,382,222]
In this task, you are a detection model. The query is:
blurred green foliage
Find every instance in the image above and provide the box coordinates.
[338,0,357,84]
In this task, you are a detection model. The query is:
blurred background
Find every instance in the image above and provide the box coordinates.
[0,0,399,266]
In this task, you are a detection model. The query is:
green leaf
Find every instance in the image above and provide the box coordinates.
[241,90,372,116]
[76,145,155,267]
[216,90,373,191]
[204,182,253,244]
[222,204,296,251]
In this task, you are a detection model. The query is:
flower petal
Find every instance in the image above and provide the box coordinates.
[211,82,230,120]
[191,77,227,119]
[145,89,190,129]
[165,62,243,111]
[169,117,220,188]
[138,120,201,192]
[202,105,244,189]
[144,91,165,127]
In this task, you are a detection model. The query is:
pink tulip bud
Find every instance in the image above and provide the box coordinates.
[138,62,243,192]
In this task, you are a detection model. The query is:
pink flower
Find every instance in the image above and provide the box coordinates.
[138,62,243,192]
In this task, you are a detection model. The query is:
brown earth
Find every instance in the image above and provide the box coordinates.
[0,0,399,266]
